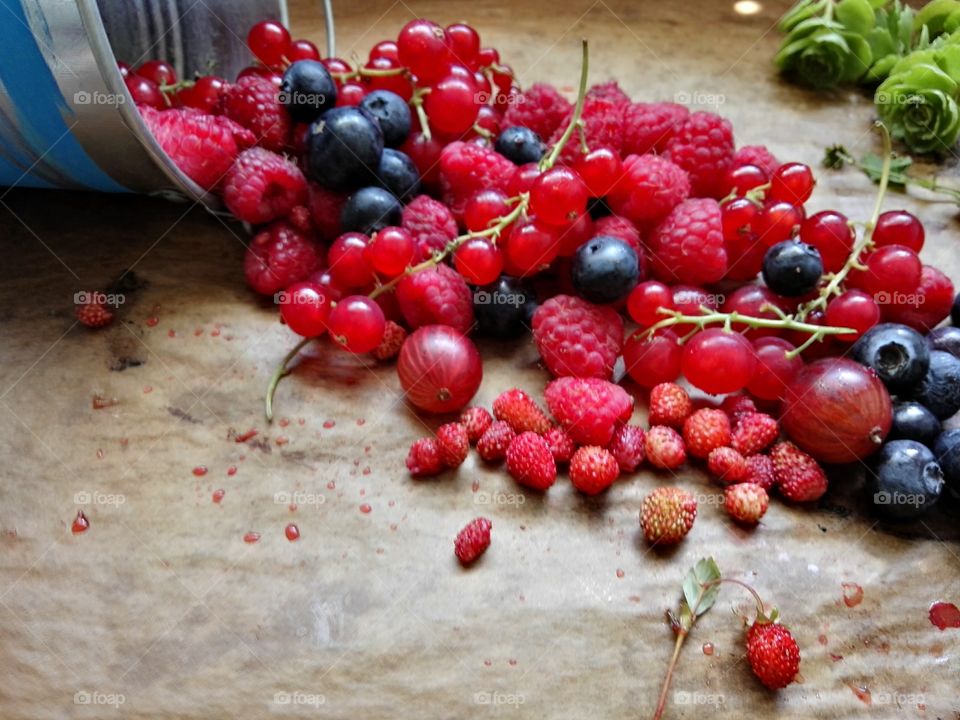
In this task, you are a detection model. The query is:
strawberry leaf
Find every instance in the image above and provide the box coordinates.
[681,557,722,620]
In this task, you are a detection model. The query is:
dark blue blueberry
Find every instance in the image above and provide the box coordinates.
[494,126,546,165]
[910,350,960,420]
[376,148,421,201]
[761,240,823,296]
[889,402,941,446]
[571,235,640,304]
[927,326,960,359]
[852,323,930,393]
[932,429,960,501]
[867,440,943,521]
[280,60,337,123]
[359,90,411,147]
[952,292,960,325]
[308,107,383,192]
[473,276,537,339]
[340,186,402,235]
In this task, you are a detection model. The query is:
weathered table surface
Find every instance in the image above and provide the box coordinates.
[1,1,958,717]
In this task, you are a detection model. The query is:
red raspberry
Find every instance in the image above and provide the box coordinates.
[543,427,576,463]
[548,96,625,166]
[439,141,514,220]
[743,454,776,491]
[138,106,255,190]
[665,111,735,199]
[720,394,758,426]
[244,222,321,295]
[682,408,732,459]
[621,102,689,155]
[569,446,620,495]
[640,486,697,544]
[492,389,552,435]
[649,198,728,285]
[476,420,516,462]
[436,422,469,468]
[219,75,290,152]
[544,377,634,446]
[74,292,114,329]
[644,426,687,469]
[586,81,631,105]
[724,482,769,524]
[223,148,307,224]
[532,295,624,380]
[707,446,748,484]
[648,382,693,428]
[505,432,557,490]
[406,437,443,477]
[770,441,828,502]
[746,622,801,690]
[731,412,780,456]
[592,216,642,254]
[402,195,458,260]
[372,320,406,361]
[396,264,474,334]
[733,145,780,177]
[307,183,348,242]
[607,154,690,224]
[460,407,494,443]
[287,205,313,234]
[502,83,572,141]
[606,424,646,472]
[455,517,492,565]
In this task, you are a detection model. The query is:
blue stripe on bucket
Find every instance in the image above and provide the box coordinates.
[0,0,129,192]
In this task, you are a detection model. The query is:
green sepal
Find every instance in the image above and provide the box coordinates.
[837,0,876,34]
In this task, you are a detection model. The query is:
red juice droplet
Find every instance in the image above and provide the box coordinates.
[327,481,336,490]
[818,634,828,645]
[830,653,844,662]
[285,524,300,541]
[96,449,104,460]
[323,420,335,429]
[71,511,89,534]
[278,418,290,428]
[243,532,260,544]
[167,329,176,338]
[387,499,395,507]
[616,568,625,578]
[471,481,480,492]
[143,386,153,394]
[146,316,159,327]
[288,503,297,512]
[842,582,864,608]
[92,395,118,409]
[362,466,371,475]
[192,466,208,477]
[211,328,221,337]
[508,658,517,666]
[702,642,714,656]
[227,466,237,476]
[847,684,871,705]
[298,418,306,426]
[359,503,372,514]
[212,489,225,504]
[483,659,492,667]
[929,601,960,630]
[275,436,288,446]
[194,327,203,336]
[356,418,365,426]
[235,429,258,443]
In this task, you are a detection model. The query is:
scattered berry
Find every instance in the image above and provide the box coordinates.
[401,194,458,259]
[649,198,727,286]
[505,431,557,490]
[439,141,514,219]
[770,441,829,502]
[454,517,492,565]
[406,437,443,477]
[644,426,687,470]
[571,236,641,304]
[725,482,769,524]
[223,147,307,224]
[640,487,697,545]
[648,383,693,428]
[682,408,732,460]
[543,427,576,463]
[476,420,516,462]
[460,407,494,443]
[436,422,469,468]
[244,222,320,295]
[746,622,801,690]
[731,413,780,456]
[492,388,553,435]
[606,424,646,472]
[621,102,689,155]
[532,295,624,380]
[665,111,735,199]
[607,153,690,224]
[569,446,620,494]
[743,454,776,491]
[372,320,406,360]
[396,264,474,334]
[544,377,634,446]
[708,446,748,484]
[75,293,114,328]
[220,75,291,153]
[502,83,573,140]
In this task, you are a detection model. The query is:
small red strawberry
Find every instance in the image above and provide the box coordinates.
[544,376,634,446]
[743,454,776,491]
[372,320,406,361]
[707,446,748,484]
[724,482,769,524]
[543,426,576,463]
[505,431,557,490]
[648,382,693,428]
[476,421,516,462]
[607,424,646,472]
[436,423,469,468]
[644,426,687,470]
[746,621,801,690]
[770,441,828,502]
[460,406,493,444]
[569,446,620,495]
[454,517,492,565]
[682,408,731,459]
[640,486,697,544]
[75,292,114,329]
[406,437,443,477]
[720,394,758,425]
[492,388,553,434]
[731,413,780,456]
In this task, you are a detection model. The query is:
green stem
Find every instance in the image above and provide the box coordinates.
[411,88,432,141]
[652,630,686,720]
[637,309,854,347]
[265,336,314,422]
[540,39,589,171]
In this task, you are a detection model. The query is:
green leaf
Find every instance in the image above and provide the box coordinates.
[867,0,888,8]
[779,0,828,33]
[936,44,960,81]
[916,0,960,37]
[860,151,912,183]
[946,9,960,33]
[865,26,897,59]
[837,0,877,34]
[841,33,876,82]
[681,557,722,620]
[865,53,900,82]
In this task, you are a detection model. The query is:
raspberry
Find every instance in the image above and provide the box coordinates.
[644,426,687,469]
[307,183,348,242]
[402,195,458,261]
[586,81,631,105]
[743,454,777,491]
[502,83,572,141]
[138,106,255,190]
[460,407,494,443]
[223,147,307,224]
[243,222,321,295]
[771,440,829,503]
[532,295,624,380]
[548,97,625,166]
[649,198,728,285]
[492,388,552,434]
[648,382,693,428]
[454,517,492,565]
[724,482,769,524]
[476,420,516,462]
[606,424,646,472]
[439,141,514,220]
[707,446,748,484]
[505,431,557,490]
[720,394,758,426]
[731,413,780,456]
[607,154,691,224]
[639,486,697,545]
[569,446,620,495]
[406,437,443,477]
[665,111,735,199]
[544,377,634,446]
[621,102,689,156]
[372,320,406,361]
[287,204,313,233]
[436,422,469,468]
[746,622,801,690]
[683,408,732,459]
[733,145,780,177]
[219,75,291,152]
[543,427,576,463]
[75,293,114,329]
[592,216,642,254]
[396,264,474,334]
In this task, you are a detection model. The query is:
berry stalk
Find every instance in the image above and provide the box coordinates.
[265,335,314,421]
[540,39,589,171]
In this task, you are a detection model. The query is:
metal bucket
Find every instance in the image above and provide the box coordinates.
[0,0,289,205]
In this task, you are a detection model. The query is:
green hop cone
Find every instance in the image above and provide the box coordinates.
[776,17,874,89]
[876,56,960,153]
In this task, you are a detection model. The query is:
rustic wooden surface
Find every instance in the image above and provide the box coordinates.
[0,1,958,718]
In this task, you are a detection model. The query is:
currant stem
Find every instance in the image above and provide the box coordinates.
[330,66,408,80]
[540,39,589,171]
[410,88,432,141]
[636,309,854,345]
[265,336,314,422]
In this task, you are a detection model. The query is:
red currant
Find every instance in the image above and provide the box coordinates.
[454,238,503,285]
[125,75,165,109]
[627,281,674,326]
[747,337,803,401]
[477,47,499,67]
[279,282,333,337]
[723,163,767,196]
[768,162,815,205]
[322,57,352,82]
[504,222,558,276]
[721,284,789,340]
[575,148,622,197]
[364,227,415,277]
[136,60,177,86]
[755,200,804,246]
[247,20,291,68]
[721,197,758,239]
[176,75,225,112]
[472,104,500,137]
[288,39,321,62]
[623,330,682,388]
[397,19,450,84]
[307,269,344,301]
[424,72,479,135]
[682,329,757,395]
[328,233,374,288]
[237,65,280,83]
[529,167,588,226]
[555,212,594,257]
[873,210,924,252]
[824,289,880,342]
[400,132,443,186]
[507,162,541,196]
[464,190,509,232]
[863,244,922,296]
[672,285,720,315]
[336,81,366,106]
[799,210,854,273]
[882,265,955,332]
[446,23,481,68]
[369,40,400,62]
[490,64,513,96]
[327,296,385,353]
[362,56,412,100]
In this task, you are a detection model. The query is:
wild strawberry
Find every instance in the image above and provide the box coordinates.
[454,517,492,565]
[75,293,114,328]
[644,426,687,470]
[746,622,801,690]
[707,446,748,484]
[476,421,516,462]
[544,377,634,446]
[460,407,493,444]
[569,446,620,495]
[492,388,553,435]
[639,487,697,544]
[372,320,406,361]
[505,432,557,490]
[720,394,758,425]
[682,408,731,459]
[743,454,776,491]
[731,413,780,456]
[436,423,469,468]
[543,427,576,463]
[648,382,693,428]
[770,441,828,502]
[724,482,769,524]
[406,437,443,477]
[607,424,646,472]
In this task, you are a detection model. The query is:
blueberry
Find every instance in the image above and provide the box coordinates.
[474,276,537,339]
[761,240,823,296]
[341,187,402,235]
[932,429,960,501]
[952,292,960,325]
[280,60,337,122]
[851,323,930,393]
[909,350,960,420]
[866,440,944,521]
[927,326,960,359]
[308,107,384,192]
[494,126,546,165]
[376,148,421,201]
[571,236,640,304]
[889,402,941,446]
[359,90,411,147]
